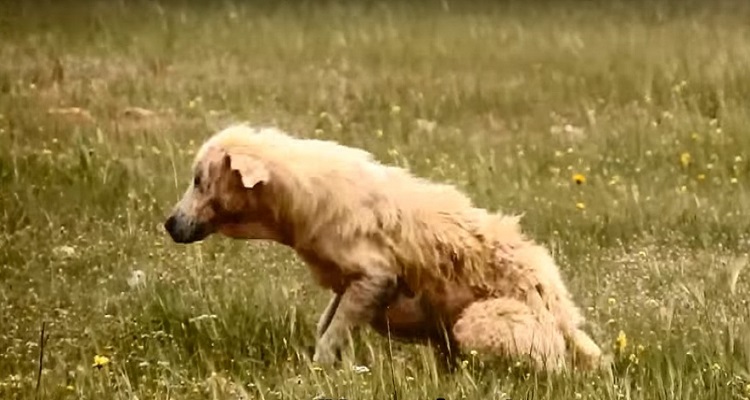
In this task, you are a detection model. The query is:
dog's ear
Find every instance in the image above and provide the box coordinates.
[226,152,270,189]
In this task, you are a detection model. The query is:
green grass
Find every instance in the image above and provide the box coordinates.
[2,0,750,398]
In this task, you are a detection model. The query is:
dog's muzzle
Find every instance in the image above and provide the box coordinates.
[164,213,209,244]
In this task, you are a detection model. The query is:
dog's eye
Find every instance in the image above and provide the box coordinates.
[193,175,201,187]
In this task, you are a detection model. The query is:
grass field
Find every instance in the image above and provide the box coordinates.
[2,0,750,398]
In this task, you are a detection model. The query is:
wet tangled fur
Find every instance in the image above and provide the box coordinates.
[195,125,499,286]
[447,217,603,370]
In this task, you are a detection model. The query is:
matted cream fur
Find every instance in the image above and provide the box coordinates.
[163,124,602,370]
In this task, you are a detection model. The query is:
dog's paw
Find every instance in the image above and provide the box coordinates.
[312,344,339,365]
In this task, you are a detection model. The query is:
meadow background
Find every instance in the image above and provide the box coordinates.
[2,0,750,399]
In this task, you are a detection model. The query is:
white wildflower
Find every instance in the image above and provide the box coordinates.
[352,365,370,374]
[127,269,147,289]
[52,245,76,258]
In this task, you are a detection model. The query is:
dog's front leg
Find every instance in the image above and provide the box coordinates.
[313,273,397,365]
[316,293,342,338]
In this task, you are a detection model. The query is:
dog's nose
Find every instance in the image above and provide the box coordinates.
[164,215,177,236]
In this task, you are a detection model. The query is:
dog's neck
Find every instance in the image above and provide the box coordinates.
[259,177,330,249]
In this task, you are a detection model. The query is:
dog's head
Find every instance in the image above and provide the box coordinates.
[163,142,273,244]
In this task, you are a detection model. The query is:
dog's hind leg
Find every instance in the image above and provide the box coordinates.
[452,297,567,372]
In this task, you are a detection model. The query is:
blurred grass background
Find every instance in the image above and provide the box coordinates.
[1,0,750,398]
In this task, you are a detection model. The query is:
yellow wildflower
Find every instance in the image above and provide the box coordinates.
[731,177,738,184]
[187,96,202,109]
[92,355,110,369]
[680,152,691,168]
[697,174,705,181]
[572,173,586,185]
[390,105,401,114]
[615,331,627,353]
[575,202,585,210]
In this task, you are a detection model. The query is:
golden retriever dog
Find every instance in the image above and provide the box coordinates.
[163,124,602,371]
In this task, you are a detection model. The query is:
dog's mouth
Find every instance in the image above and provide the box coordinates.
[164,214,211,244]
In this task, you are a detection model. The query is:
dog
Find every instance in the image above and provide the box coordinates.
[163,124,602,370]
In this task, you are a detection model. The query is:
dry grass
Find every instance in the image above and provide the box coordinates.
[1,1,750,399]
